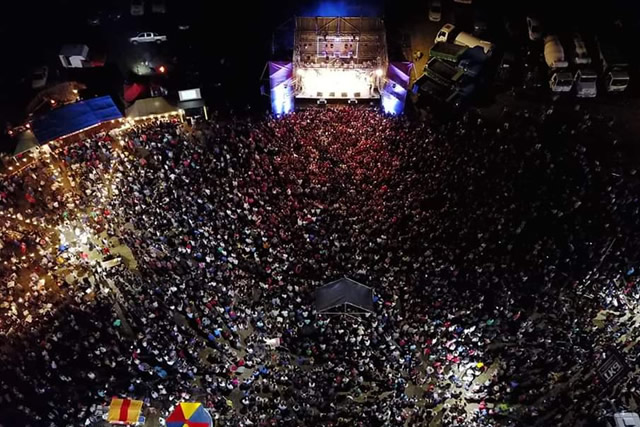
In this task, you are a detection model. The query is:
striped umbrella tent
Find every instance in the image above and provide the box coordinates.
[107,398,143,425]
[166,402,213,427]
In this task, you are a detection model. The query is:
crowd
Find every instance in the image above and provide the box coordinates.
[0,105,639,427]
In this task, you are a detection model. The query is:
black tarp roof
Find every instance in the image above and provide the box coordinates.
[315,277,374,313]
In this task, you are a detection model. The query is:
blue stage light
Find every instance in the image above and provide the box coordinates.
[301,0,382,17]
[381,93,402,115]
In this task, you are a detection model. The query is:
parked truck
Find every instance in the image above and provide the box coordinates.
[435,24,494,56]
[425,57,466,87]
[567,33,597,97]
[429,42,468,62]
[596,38,630,92]
[414,72,474,107]
[543,35,574,92]
[574,69,597,98]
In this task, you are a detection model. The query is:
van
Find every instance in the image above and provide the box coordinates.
[428,0,442,22]
[572,33,591,65]
[131,0,144,16]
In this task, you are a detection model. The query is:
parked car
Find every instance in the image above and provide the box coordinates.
[129,32,167,44]
[151,0,166,14]
[572,33,591,65]
[428,0,442,22]
[86,7,105,26]
[31,66,48,89]
[526,16,542,41]
[87,15,101,26]
[107,10,122,21]
[596,37,630,92]
[130,0,144,16]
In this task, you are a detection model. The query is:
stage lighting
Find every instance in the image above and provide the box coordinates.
[297,68,304,76]
[381,94,402,115]
[375,69,383,77]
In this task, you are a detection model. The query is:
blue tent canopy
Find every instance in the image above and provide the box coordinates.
[32,96,122,143]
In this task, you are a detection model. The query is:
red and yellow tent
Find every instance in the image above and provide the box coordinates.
[166,402,213,427]
[108,397,143,425]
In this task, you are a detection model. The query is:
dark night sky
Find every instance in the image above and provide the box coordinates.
[0,0,639,128]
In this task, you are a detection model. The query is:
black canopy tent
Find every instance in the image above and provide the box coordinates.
[315,277,374,315]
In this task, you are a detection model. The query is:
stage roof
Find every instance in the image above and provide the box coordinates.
[32,96,122,143]
[295,16,385,34]
[294,17,387,66]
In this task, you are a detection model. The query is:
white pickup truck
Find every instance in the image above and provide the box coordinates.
[129,32,167,44]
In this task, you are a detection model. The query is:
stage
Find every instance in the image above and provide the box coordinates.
[295,67,380,100]
[268,16,410,115]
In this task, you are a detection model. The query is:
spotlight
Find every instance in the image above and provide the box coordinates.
[296,69,304,76]
[375,69,383,77]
